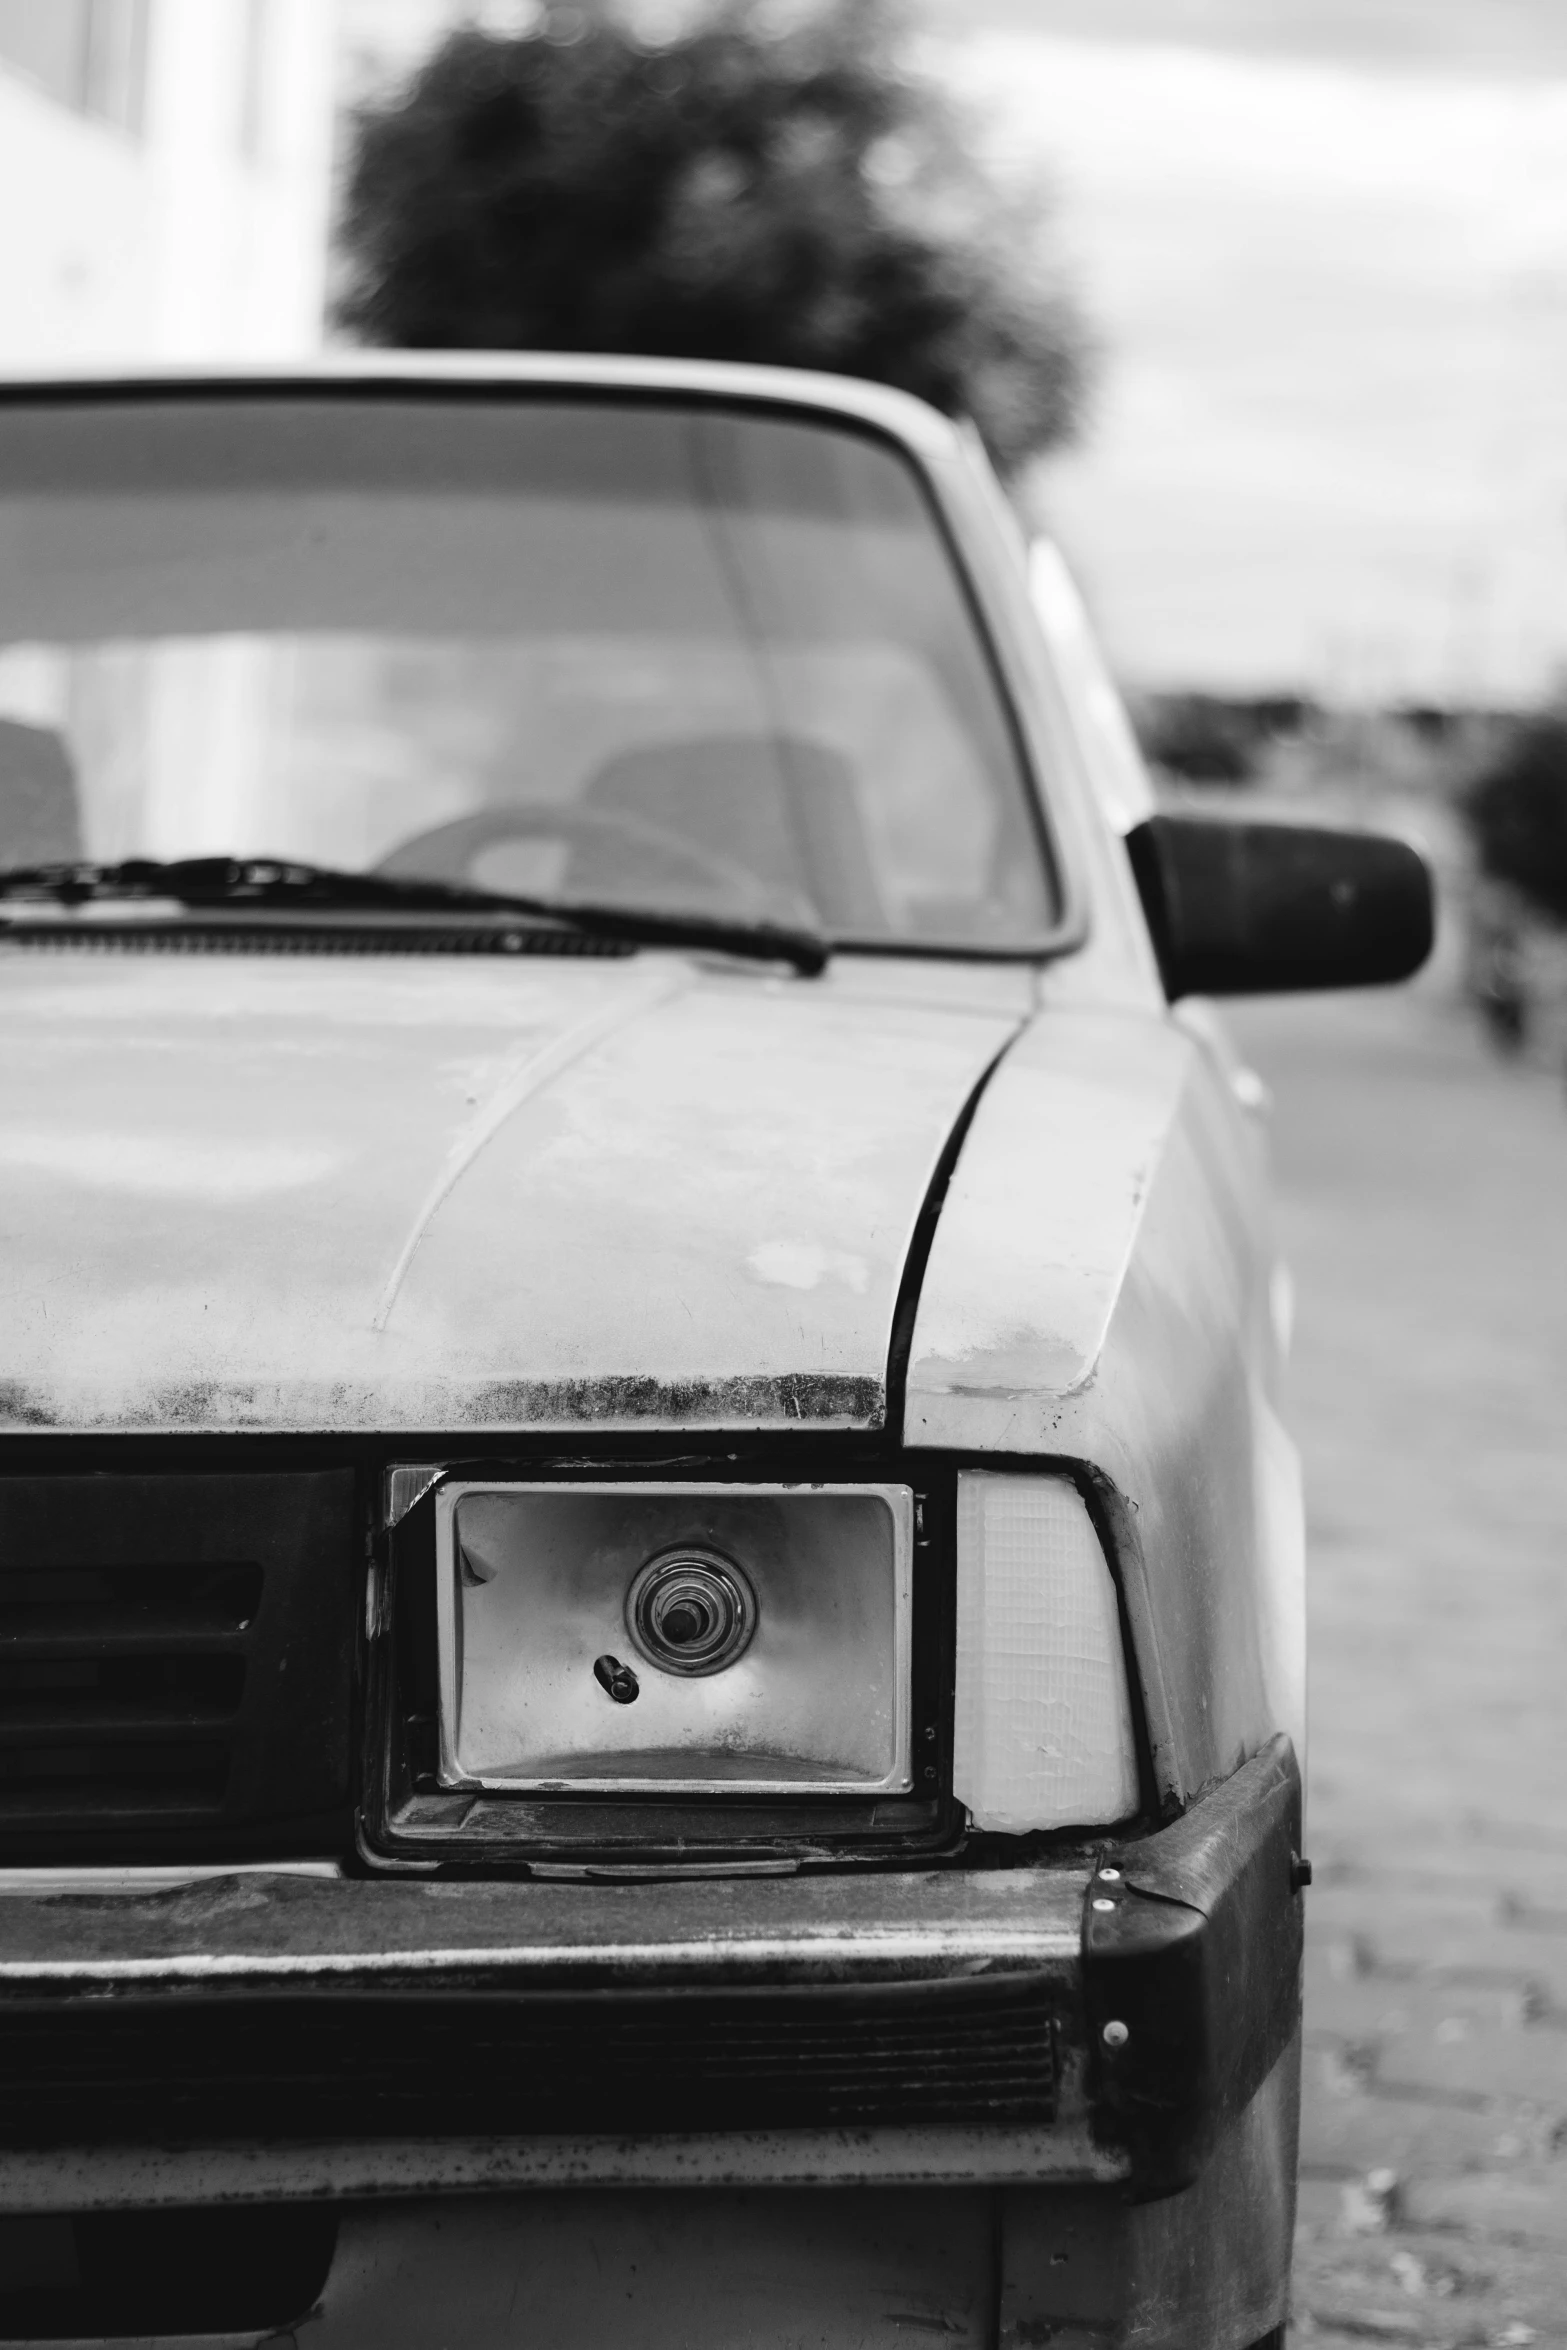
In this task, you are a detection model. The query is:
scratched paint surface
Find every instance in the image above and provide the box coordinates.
[905,1007,1193,1408]
[0,951,1021,1433]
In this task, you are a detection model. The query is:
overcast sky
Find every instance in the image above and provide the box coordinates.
[935,0,1567,80]
[930,0,1567,702]
[347,0,1567,704]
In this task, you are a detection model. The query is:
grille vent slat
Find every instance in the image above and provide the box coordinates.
[0,1656,247,1735]
[0,1563,255,1825]
[0,1749,231,1825]
[0,1703,240,1742]
[0,1981,1058,2143]
[0,1561,262,1624]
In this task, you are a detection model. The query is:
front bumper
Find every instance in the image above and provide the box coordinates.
[0,1738,1302,2214]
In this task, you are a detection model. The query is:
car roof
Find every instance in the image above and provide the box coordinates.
[0,352,964,468]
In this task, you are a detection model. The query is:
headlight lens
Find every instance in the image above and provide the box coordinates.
[953,1472,1139,1832]
[436,1482,912,1796]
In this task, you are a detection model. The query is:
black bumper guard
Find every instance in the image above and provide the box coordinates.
[1083,1732,1305,2196]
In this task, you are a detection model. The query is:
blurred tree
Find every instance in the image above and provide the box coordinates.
[1463,712,1567,924]
[337,0,1089,474]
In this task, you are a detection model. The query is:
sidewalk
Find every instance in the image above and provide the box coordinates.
[1227,986,1567,2349]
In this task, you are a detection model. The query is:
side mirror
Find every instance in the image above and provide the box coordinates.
[1126,812,1434,1000]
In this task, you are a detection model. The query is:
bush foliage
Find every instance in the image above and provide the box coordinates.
[1463,712,1567,924]
[1132,692,1316,788]
[337,0,1089,474]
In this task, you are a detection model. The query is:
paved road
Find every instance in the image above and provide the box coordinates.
[1225,985,1567,2349]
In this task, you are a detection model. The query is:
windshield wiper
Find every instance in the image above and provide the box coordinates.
[0,858,829,977]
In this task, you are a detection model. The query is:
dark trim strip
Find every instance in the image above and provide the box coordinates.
[883,1040,1014,1440]
[1084,1734,1304,2200]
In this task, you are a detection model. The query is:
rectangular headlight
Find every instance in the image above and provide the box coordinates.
[953,1472,1139,1833]
[435,1482,912,1796]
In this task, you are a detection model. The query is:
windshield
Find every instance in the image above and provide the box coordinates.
[0,395,1058,948]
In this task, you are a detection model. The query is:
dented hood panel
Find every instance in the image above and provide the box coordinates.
[0,952,1023,1434]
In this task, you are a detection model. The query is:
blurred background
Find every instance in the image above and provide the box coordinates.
[2,1,1565,2337]
[5,0,1567,1036]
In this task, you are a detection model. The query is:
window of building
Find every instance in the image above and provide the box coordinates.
[0,0,149,134]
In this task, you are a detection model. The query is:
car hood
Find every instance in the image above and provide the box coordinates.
[0,950,1024,1435]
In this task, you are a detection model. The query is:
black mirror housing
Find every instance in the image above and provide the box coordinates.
[1126,812,1435,1000]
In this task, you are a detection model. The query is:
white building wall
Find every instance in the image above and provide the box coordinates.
[0,64,155,364]
[0,0,337,368]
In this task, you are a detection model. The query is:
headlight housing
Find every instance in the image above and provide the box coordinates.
[952,1472,1139,1833]
[436,1481,913,1797]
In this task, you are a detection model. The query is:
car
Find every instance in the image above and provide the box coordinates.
[0,356,1431,2350]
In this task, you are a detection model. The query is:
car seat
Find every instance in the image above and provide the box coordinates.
[570,734,887,933]
[0,719,82,868]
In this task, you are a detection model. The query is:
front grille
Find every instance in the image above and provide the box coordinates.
[0,1562,259,1824]
[0,1977,1057,2142]
[0,1473,356,1858]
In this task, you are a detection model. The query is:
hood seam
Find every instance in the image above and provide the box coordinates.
[369,964,690,1333]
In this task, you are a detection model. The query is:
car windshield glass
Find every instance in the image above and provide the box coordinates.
[0,395,1057,949]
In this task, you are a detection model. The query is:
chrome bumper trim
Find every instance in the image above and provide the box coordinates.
[0,1922,1080,1988]
[0,2125,1128,2212]
[0,1863,343,1898]
[0,1864,1088,1991]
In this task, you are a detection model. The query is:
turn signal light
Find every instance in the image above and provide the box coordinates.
[953,1472,1139,1833]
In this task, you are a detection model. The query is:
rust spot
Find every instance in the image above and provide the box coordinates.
[0,1370,886,1438]
[462,1372,885,1430]
[146,1380,228,1428]
[0,1383,59,1429]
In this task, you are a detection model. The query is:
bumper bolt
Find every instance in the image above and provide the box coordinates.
[1102,2020,1130,2049]
[1091,1897,1116,1912]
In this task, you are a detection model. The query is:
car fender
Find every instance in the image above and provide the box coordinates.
[904,1004,1283,1805]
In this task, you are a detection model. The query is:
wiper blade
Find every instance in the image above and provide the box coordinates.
[0,858,829,977]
